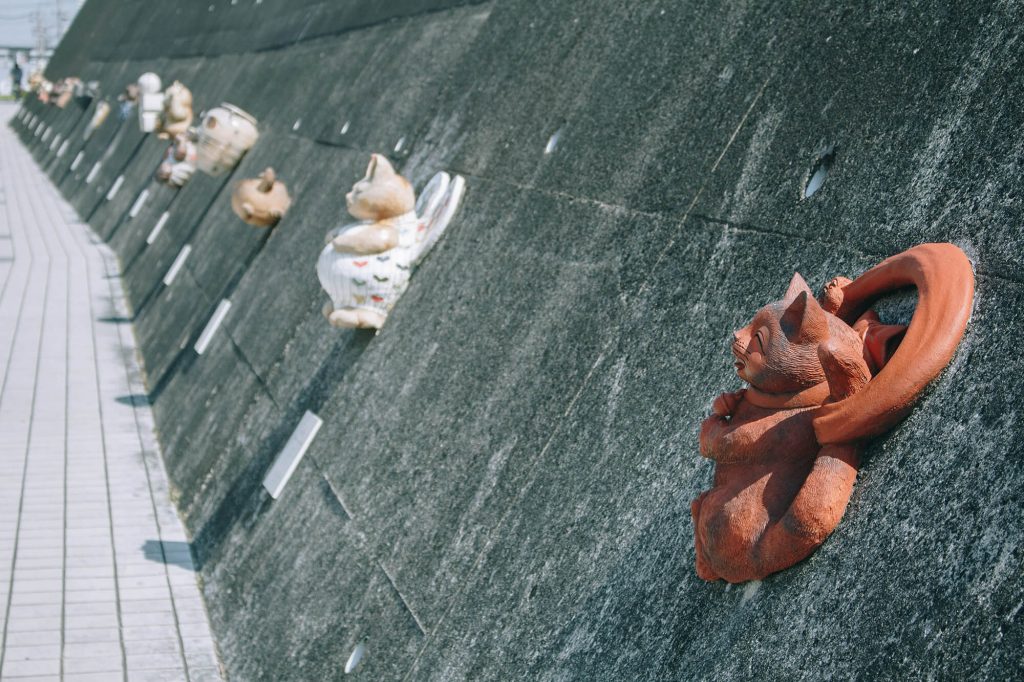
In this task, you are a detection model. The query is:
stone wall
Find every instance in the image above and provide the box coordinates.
[13,1,1023,678]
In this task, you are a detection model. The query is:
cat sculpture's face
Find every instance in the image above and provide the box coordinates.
[346,154,415,221]
[732,273,854,393]
[165,81,192,108]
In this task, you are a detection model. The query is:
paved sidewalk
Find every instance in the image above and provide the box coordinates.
[0,103,223,680]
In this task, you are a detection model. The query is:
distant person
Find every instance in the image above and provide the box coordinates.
[10,62,23,100]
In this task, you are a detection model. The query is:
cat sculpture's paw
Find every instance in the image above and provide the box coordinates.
[699,414,728,459]
[327,307,386,330]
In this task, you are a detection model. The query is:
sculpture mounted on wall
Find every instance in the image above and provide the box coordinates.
[84,101,111,140]
[53,77,80,109]
[73,80,99,110]
[156,80,193,139]
[231,167,291,227]
[29,72,50,102]
[137,72,163,133]
[692,243,974,583]
[119,83,139,122]
[194,104,259,176]
[317,154,465,329]
[155,133,197,188]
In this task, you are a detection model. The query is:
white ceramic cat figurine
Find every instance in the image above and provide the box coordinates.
[317,154,465,329]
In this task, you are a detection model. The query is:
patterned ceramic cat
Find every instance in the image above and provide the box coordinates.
[692,244,973,583]
[317,154,465,329]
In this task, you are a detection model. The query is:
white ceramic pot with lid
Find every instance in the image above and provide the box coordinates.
[194,104,259,176]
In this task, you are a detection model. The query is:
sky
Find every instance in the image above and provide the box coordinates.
[0,0,85,50]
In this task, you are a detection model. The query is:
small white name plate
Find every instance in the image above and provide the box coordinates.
[70,151,85,171]
[57,140,69,157]
[263,411,323,499]
[85,161,102,184]
[146,211,170,244]
[129,189,149,218]
[106,175,125,200]
[162,244,191,286]
[194,299,232,355]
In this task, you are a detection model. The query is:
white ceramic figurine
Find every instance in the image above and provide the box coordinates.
[317,154,465,329]
[137,72,163,133]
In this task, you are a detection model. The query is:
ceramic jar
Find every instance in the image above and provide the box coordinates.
[231,168,291,228]
[194,104,259,176]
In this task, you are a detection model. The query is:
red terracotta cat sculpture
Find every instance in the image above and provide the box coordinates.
[692,243,974,583]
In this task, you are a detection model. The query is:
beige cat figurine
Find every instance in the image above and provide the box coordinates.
[158,81,193,139]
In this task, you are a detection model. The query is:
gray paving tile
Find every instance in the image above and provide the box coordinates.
[62,627,121,644]
[125,652,185,672]
[5,616,61,633]
[124,669,188,682]
[62,656,125,675]
[2,643,61,661]
[0,658,60,677]
[4,630,60,647]
[63,640,123,659]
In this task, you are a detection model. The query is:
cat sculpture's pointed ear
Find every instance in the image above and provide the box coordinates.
[367,154,396,181]
[783,272,814,303]
[781,290,829,343]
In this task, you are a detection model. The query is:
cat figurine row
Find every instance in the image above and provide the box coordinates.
[30,66,978,589]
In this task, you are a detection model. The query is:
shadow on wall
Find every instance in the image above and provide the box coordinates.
[183,329,374,571]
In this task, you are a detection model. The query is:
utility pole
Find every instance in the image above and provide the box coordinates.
[33,11,47,54]
[55,0,67,39]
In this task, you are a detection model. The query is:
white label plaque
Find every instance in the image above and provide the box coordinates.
[129,189,149,218]
[146,211,171,244]
[85,161,102,183]
[263,411,323,499]
[194,299,232,355]
[162,245,191,286]
[106,175,125,200]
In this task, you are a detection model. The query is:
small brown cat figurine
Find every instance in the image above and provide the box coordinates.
[693,244,974,583]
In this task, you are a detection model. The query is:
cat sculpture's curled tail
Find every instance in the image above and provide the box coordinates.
[814,243,974,445]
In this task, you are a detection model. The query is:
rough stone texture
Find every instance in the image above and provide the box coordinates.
[15,0,1024,679]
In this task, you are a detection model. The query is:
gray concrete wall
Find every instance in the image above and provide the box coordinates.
[13,1,1024,679]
